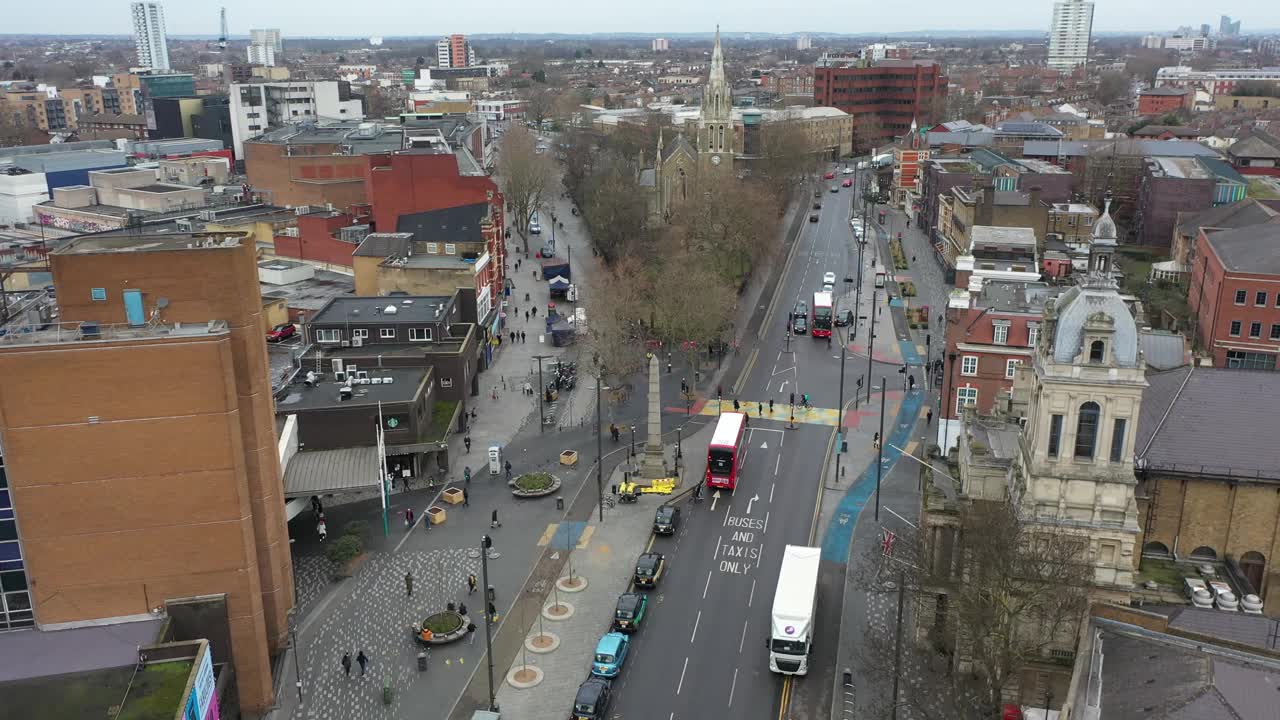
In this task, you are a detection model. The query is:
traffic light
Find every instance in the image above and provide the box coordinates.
[789,392,796,406]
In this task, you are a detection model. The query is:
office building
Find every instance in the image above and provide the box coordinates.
[130,2,170,71]
[1047,0,1094,70]
[1220,15,1241,36]
[813,57,948,152]
[795,35,812,51]
[1155,65,1280,95]
[652,38,669,52]
[0,229,294,714]
[248,28,283,67]
[436,34,475,69]
[229,80,364,159]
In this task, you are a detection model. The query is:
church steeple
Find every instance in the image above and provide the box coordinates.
[701,25,731,125]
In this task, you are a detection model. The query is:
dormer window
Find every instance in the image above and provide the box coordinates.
[1089,340,1105,363]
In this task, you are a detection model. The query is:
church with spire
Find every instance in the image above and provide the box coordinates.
[648,26,738,219]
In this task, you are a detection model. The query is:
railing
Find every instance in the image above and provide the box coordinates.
[0,320,228,346]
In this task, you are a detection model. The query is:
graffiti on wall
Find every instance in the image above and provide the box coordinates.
[36,210,122,234]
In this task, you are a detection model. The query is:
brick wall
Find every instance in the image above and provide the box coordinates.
[244,141,369,208]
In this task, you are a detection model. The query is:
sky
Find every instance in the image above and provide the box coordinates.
[3,1,1277,37]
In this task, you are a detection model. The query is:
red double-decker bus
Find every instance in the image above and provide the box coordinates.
[811,292,833,338]
[706,411,747,490]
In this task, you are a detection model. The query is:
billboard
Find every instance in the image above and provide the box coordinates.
[183,645,220,720]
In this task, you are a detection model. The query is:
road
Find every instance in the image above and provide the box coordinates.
[609,164,909,720]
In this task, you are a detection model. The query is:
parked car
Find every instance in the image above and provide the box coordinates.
[809,213,819,223]
[613,592,648,633]
[842,178,854,187]
[653,505,681,535]
[812,201,821,210]
[823,271,837,285]
[836,309,854,326]
[633,552,666,588]
[813,189,821,199]
[792,315,808,334]
[591,632,631,678]
[572,677,613,720]
[530,221,542,235]
[830,185,839,193]
[266,323,297,342]
[823,171,836,180]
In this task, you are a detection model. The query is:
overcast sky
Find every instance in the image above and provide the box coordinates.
[4,1,1277,36]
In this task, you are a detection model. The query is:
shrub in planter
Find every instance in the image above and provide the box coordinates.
[343,520,370,538]
[326,534,363,565]
[514,473,555,491]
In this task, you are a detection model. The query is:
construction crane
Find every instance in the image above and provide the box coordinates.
[217,7,228,51]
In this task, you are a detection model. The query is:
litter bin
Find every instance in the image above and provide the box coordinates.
[417,652,428,671]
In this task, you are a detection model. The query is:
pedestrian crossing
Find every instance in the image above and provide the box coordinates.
[692,400,844,427]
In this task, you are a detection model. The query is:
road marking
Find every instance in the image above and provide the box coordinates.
[713,534,722,560]
[691,610,701,643]
[703,570,712,599]
[769,482,775,503]
[729,668,739,707]
[746,494,760,515]
[774,456,781,476]
[760,441,768,449]
[677,656,689,695]
[778,379,789,394]
[748,578,756,607]
[739,619,749,652]
[576,526,596,549]
[711,491,722,512]
[764,511,770,533]
[772,366,795,377]
[884,506,918,529]
[535,523,559,546]
[722,503,731,525]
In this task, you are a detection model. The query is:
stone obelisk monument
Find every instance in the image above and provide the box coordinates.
[641,353,667,479]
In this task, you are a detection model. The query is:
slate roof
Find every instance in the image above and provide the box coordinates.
[1175,198,1280,238]
[1228,131,1280,160]
[353,232,413,258]
[1201,217,1280,273]
[1023,139,1220,158]
[1137,330,1188,371]
[1049,283,1139,367]
[1132,125,1199,138]
[661,133,696,163]
[1136,367,1280,478]
[396,202,489,243]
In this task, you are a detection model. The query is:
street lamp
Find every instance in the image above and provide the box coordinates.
[629,425,636,458]
[533,354,553,432]
[480,534,498,712]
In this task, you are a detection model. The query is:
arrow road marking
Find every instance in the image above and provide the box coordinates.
[778,379,790,393]
[746,493,760,515]
[710,489,722,512]
[760,441,768,449]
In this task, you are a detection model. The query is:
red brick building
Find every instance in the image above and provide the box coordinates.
[813,59,948,151]
[1137,87,1192,116]
[1188,218,1280,369]
[939,279,1054,450]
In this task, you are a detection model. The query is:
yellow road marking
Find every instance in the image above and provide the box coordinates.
[536,523,559,547]
[695,402,843,427]
[576,525,595,549]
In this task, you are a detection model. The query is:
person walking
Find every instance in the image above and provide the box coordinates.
[404,507,414,528]
[504,460,512,481]
[316,516,327,542]
[769,398,775,413]
[405,572,414,596]
[733,398,740,412]
[926,408,933,425]
[491,509,502,528]
[463,466,472,485]
[464,435,472,453]
[520,330,526,343]
[356,650,368,676]
[462,486,470,507]
[341,652,352,677]
[467,573,478,594]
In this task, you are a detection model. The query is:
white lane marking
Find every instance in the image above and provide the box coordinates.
[729,668,739,707]
[703,570,712,600]
[764,511,770,533]
[739,619,749,653]
[769,482,776,503]
[713,534,723,560]
[774,456,781,476]
[722,505,731,526]
[884,506,919,529]
[748,578,756,607]
[772,365,796,377]
[677,656,689,695]
[691,610,702,643]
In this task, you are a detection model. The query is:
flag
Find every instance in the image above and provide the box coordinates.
[881,529,897,557]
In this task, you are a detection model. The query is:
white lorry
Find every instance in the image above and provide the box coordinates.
[769,545,821,675]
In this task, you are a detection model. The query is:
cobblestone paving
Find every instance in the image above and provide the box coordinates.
[291,547,482,720]
[292,555,337,623]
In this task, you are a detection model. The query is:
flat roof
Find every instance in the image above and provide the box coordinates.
[974,280,1055,313]
[0,320,229,349]
[310,295,452,325]
[129,183,195,194]
[970,225,1037,247]
[0,618,165,683]
[53,232,244,255]
[1152,156,1212,180]
[275,367,428,412]
[257,268,354,311]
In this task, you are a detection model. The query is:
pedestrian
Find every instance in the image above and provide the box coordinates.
[520,330,526,343]
[492,385,498,400]
[404,507,414,528]
[462,486,470,507]
[510,331,516,344]
[911,255,916,263]
[464,435,472,453]
[464,466,472,485]
[532,307,538,318]
[524,309,529,322]
[926,408,933,425]
[733,398,740,412]
[468,573,478,594]
[405,572,414,596]
[356,650,368,676]
[316,516,327,542]
[769,398,775,413]
[680,378,688,394]
[758,402,763,417]
[504,460,512,481]
[341,652,352,676]
[873,432,881,450]
[491,508,502,528]
[459,602,468,617]
[523,380,532,396]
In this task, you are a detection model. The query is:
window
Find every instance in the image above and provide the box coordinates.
[1005,359,1022,378]
[444,243,457,255]
[315,328,340,343]
[1048,414,1064,457]
[1074,402,1100,459]
[1235,289,1247,305]
[1109,418,1127,462]
[1027,323,1039,348]
[1099,542,1117,566]
[379,327,396,339]
[1271,324,1280,340]
[1229,320,1242,337]
[1250,322,1262,339]
[1089,340,1105,363]
[956,387,977,414]
[426,242,439,254]
[993,322,1009,345]
[1257,291,1268,307]
[409,327,433,342]
[90,287,106,301]
[352,329,369,340]
[961,356,978,376]
[1226,350,1278,370]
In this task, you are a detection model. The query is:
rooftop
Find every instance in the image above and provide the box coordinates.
[129,183,195,194]
[1052,202,1098,214]
[1139,86,1192,96]
[1151,156,1214,180]
[395,201,490,243]
[1024,139,1221,159]
[275,367,428,413]
[970,225,1038,248]
[0,320,228,348]
[1176,197,1280,238]
[974,280,1055,313]
[310,295,453,326]
[258,267,354,312]
[1201,217,1280,273]
[53,231,244,255]
[1138,366,1280,479]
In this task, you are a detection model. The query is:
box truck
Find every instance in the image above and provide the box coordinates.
[769,545,821,675]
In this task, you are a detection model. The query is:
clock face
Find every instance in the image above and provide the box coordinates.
[711,154,722,165]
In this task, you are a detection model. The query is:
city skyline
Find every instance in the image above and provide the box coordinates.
[2,0,1278,36]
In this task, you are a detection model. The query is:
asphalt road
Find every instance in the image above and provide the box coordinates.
[609,165,900,720]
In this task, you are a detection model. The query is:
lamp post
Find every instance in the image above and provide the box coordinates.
[595,370,605,522]
[874,375,887,522]
[630,425,636,458]
[865,285,878,406]
[533,353,552,432]
[480,534,498,712]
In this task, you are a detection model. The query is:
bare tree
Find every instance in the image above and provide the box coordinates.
[855,113,885,155]
[580,257,651,387]
[854,498,1091,720]
[361,85,402,119]
[668,175,782,285]
[756,119,814,200]
[648,252,737,375]
[581,152,651,264]
[1095,72,1129,108]
[523,86,554,127]
[496,125,556,252]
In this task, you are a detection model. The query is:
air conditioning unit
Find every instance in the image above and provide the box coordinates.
[341,340,351,347]
[352,337,363,347]
[334,371,347,382]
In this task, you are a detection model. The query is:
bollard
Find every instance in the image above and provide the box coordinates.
[417,652,427,671]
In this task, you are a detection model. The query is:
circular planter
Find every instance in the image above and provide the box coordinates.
[556,575,588,593]
[510,472,562,498]
[525,631,561,654]
[541,600,575,621]
[412,611,470,645]
[506,664,544,689]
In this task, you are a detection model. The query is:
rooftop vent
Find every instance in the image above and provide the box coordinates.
[384,305,398,314]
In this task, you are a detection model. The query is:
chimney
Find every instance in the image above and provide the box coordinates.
[978,183,995,226]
